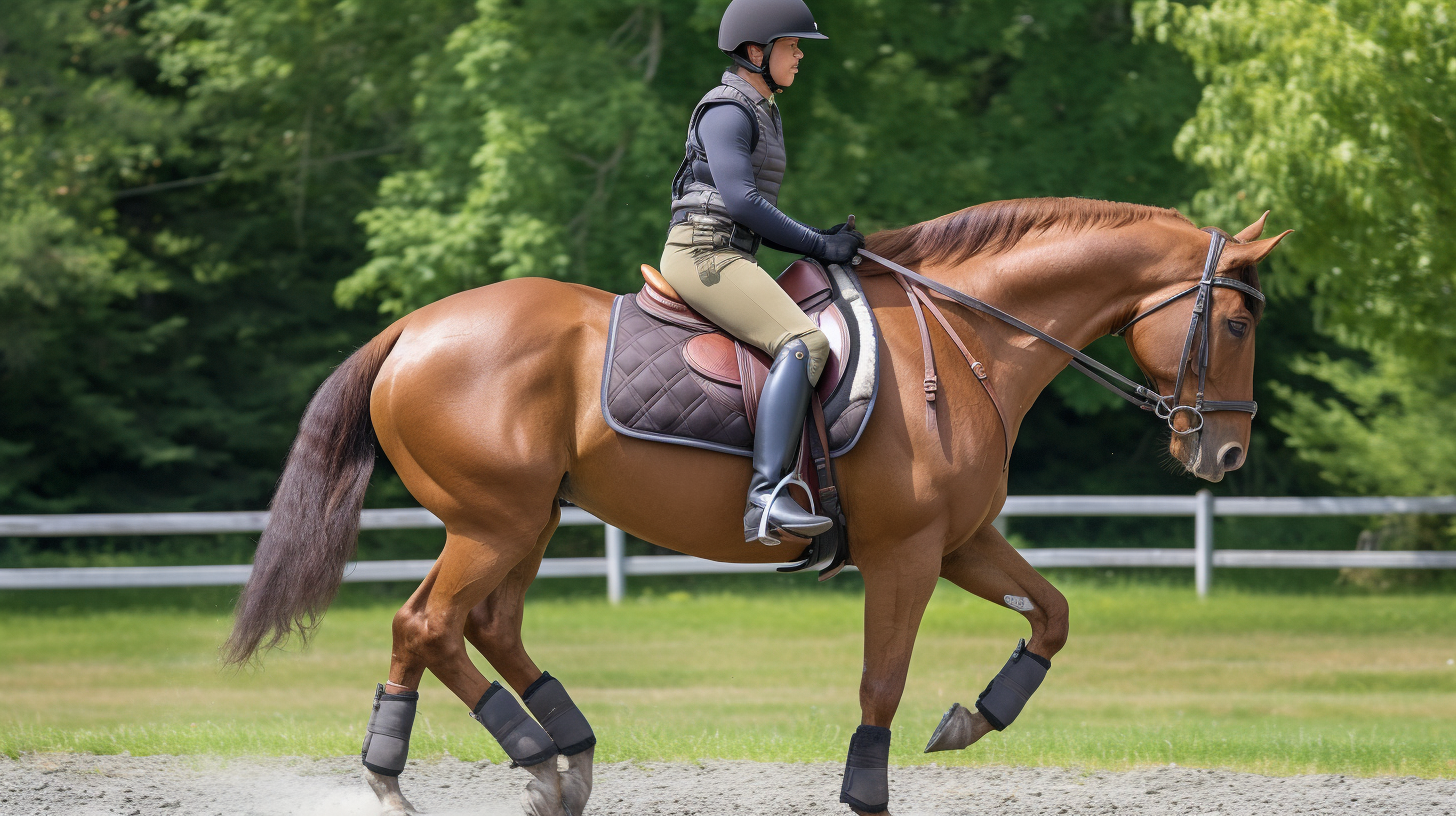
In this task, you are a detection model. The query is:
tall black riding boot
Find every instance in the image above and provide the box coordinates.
[744,338,834,544]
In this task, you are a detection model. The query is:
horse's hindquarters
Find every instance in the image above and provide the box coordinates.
[370,278,612,536]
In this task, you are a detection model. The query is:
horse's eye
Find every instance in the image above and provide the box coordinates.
[1227,319,1248,338]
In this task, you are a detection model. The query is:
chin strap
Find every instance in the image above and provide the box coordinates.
[729,40,783,93]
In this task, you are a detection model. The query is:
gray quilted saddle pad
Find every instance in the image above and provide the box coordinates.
[599,259,880,458]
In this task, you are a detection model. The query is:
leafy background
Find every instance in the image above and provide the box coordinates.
[2,0,1451,572]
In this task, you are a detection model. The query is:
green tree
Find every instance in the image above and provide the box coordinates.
[1139,0,1456,496]
[0,0,472,514]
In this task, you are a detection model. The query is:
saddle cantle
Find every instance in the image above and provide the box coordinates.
[604,259,878,456]
[600,257,881,578]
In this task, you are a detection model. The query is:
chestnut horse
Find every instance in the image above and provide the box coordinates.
[225,198,1287,815]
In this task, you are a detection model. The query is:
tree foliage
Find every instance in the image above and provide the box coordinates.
[2,0,1344,529]
[1140,0,1456,495]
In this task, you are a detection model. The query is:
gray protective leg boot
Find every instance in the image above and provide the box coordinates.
[974,638,1051,731]
[839,724,891,813]
[744,338,834,544]
[471,681,559,768]
[523,671,596,756]
[362,684,418,777]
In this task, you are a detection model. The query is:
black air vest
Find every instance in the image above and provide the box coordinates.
[669,72,788,232]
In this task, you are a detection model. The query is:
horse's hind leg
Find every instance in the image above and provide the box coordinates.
[924,524,1069,753]
[464,506,596,816]
[369,508,573,816]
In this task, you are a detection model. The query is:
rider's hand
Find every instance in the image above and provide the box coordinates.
[822,221,852,235]
[818,228,866,264]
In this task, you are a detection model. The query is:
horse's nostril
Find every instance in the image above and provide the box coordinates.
[1220,444,1244,470]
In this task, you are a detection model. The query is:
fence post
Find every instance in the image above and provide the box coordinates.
[605,524,626,604]
[1194,489,1214,597]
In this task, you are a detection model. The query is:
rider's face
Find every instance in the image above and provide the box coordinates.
[748,38,803,90]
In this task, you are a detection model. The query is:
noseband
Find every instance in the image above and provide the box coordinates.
[856,228,1265,437]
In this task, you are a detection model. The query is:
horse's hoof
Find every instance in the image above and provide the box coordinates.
[520,757,571,816]
[363,768,420,816]
[923,702,992,753]
[559,747,594,816]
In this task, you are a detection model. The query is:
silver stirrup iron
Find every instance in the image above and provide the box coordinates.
[756,469,816,546]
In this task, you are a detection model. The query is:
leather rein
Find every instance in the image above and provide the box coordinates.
[855,228,1265,469]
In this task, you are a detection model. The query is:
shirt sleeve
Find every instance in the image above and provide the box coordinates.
[697,103,827,257]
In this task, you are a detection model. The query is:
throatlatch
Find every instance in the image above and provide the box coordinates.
[471,682,558,768]
[975,639,1051,731]
[523,671,597,756]
[361,684,418,777]
[839,724,891,813]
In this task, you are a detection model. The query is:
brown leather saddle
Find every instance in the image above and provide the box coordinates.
[600,257,881,577]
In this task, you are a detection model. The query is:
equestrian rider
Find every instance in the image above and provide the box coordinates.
[660,0,865,545]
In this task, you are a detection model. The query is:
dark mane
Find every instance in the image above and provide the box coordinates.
[864,197,1191,269]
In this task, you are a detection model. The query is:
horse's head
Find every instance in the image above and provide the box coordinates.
[1122,213,1290,482]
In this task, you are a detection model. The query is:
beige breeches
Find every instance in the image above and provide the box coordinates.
[659,224,829,384]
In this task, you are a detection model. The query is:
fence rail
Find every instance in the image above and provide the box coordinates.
[3,492,1453,599]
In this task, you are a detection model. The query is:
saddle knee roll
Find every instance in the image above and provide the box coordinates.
[472,681,558,768]
[839,724,891,813]
[523,671,597,756]
[361,684,419,777]
[975,638,1051,731]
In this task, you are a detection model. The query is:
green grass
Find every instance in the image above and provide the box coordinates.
[2,579,1454,777]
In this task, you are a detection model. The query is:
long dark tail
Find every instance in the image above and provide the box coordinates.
[223,319,408,666]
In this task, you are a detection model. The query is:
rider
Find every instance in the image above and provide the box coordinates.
[661,0,865,546]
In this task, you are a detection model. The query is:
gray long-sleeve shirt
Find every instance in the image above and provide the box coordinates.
[694,103,827,257]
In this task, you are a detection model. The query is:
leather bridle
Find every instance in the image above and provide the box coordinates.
[856,227,1265,451]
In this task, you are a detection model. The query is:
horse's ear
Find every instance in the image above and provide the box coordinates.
[1219,229,1292,272]
[1232,211,1271,243]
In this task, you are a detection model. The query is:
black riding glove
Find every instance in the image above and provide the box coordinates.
[818,229,866,264]
[822,221,852,235]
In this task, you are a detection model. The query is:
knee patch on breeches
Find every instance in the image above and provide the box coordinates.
[792,328,830,385]
[523,671,596,756]
[472,682,558,767]
[361,684,418,777]
[839,724,891,813]
[975,638,1051,731]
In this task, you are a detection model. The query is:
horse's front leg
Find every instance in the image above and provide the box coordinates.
[924,524,1069,753]
[841,536,944,815]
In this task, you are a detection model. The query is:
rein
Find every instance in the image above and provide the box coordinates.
[855,229,1264,461]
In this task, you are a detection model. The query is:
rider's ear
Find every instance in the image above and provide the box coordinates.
[1218,229,1292,273]
[1232,211,1271,243]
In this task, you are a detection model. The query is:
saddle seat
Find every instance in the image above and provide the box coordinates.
[636,261,853,418]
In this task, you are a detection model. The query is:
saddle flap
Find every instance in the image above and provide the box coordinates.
[683,333,742,386]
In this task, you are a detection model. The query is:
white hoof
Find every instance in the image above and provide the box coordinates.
[559,747,594,816]
[364,768,420,816]
[923,702,994,753]
[520,757,570,816]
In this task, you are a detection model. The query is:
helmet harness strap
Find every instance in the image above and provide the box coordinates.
[730,39,784,93]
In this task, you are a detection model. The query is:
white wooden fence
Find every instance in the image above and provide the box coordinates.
[2,491,1454,600]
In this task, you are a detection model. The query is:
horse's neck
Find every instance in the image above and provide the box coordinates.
[934,223,1192,427]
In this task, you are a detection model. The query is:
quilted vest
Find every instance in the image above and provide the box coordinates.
[669,71,787,233]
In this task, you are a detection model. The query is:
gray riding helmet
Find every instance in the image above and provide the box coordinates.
[718,0,827,88]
